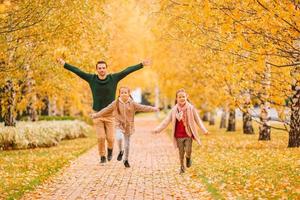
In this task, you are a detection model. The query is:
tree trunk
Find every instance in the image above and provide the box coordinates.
[3,20,16,126]
[50,97,58,116]
[259,103,271,140]
[259,121,271,140]
[3,80,16,126]
[288,62,300,147]
[48,97,52,116]
[243,112,254,134]
[227,109,236,132]
[202,112,209,122]
[243,93,254,134]
[259,62,271,141]
[63,98,71,116]
[41,96,50,115]
[0,86,3,122]
[24,64,38,121]
[288,103,300,147]
[27,100,38,121]
[220,108,227,128]
[209,111,215,125]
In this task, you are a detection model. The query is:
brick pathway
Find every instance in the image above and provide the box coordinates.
[22,116,212,200]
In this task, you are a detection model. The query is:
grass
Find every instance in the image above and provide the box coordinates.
[188,118,300,200]
[0,128,97,200]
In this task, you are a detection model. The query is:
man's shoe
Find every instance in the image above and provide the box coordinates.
[186,157,192,168]
[117,151,124,161]
[124,160,130,168]
[100,156,106,164]
[107,148,113,161]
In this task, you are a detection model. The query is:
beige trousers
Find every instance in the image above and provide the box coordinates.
[93,114,114,156]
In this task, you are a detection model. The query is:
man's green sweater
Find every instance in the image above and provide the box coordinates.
[64,63,143,111]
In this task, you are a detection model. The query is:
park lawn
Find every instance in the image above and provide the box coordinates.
[189,119,300,200]
[0,129,97,200]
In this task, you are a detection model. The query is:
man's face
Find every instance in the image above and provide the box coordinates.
[96,63,107,77]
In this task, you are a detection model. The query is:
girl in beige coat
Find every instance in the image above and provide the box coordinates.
[91,86,158,168]
[153,89,209,173]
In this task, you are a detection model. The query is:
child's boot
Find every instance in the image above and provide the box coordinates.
[186,157,192,168]
[124,160,130,168]
[117,150,124,161]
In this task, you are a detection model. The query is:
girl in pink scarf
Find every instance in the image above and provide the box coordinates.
[153,89,209,173]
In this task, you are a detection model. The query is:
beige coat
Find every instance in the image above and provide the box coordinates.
[154,102,208,147]
[93,98,157,135]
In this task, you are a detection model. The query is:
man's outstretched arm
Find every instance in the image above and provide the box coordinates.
[57,58,92,82]
[113,59,151,81]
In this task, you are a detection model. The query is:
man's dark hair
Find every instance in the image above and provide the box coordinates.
[96,61,107,68]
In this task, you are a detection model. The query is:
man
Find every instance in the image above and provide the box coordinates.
[57,58,151,163]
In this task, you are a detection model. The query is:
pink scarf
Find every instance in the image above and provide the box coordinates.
[176,103,188,127]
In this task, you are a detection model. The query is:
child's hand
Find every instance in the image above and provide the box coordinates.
[204,131,209,136]
[154,107,160,112]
